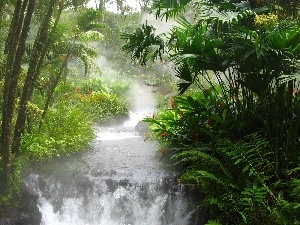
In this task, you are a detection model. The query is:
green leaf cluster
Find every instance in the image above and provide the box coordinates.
[125,5,300,223]
[21,103,95,161]
[144,84,300,223]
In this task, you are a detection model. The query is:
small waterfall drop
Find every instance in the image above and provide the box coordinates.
[24,114,203,225]
[24,82,204,225]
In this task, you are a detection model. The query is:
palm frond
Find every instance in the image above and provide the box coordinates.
[193,0,254,25]
[152,0,192,21]
[121,22,165,65]
[79,30,105,43]
[175,61,193,94]
[279,71,300,86]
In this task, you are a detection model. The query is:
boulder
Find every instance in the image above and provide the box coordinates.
[15,183,42,225]
[0,183,42,225]
[134,120,151,135]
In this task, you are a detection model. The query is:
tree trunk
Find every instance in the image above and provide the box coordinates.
[1,0,22,171]
[39,56,68,131]
[0,0,4,12]
[97,0,106,11]
[12,0,57,155]
[292,0,299,18]
[116,0,124,14]
[0,0,35,192]
[38,2,75,131]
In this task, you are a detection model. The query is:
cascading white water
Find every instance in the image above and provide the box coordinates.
[24,112,201,225]
[23,81,205,225]
[33,183,193,225]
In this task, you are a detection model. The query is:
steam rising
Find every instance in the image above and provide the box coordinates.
[141,12,177,35]
[87,11,179,125]
[128,80,156,124]
[91,54,158,122]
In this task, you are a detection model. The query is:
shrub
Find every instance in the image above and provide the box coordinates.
[21,103,95,161]
[77,91,129,123]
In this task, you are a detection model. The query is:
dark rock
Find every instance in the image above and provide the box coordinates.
[15,183,41,225]
[134,120,150,135]
[0,183,42,225]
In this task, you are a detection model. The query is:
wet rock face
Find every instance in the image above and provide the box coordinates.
[134,120,150,135]
[15,183,42,225]
[0,183,41,225]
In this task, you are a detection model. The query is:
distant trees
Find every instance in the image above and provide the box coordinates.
[93,0,152,13]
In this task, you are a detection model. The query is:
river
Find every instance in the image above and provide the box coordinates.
[23,113,205,225]
[23,80,205,224]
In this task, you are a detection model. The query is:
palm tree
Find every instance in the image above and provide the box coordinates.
[37,8,104,131]
[0,0,95,194]
[1,0,36,192]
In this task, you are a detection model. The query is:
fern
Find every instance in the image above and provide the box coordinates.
[174,133,281,224]
[221,133,272,178]
[174,148,233,180]
[179,169,235,189]
[205,220,223,225]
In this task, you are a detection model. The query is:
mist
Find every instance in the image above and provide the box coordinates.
[82,52,158,127]
[69,8,181,124]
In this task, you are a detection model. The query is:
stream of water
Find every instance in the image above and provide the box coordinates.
[24,81,205,224]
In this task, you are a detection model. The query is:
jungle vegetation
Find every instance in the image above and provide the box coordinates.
[122,0,300,224]
[0,0,142,211]
[1,0,300,224]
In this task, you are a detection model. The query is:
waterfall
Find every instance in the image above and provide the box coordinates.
[24,117,204,225]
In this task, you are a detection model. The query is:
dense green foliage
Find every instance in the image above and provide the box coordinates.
[54,79,129,123]
[0,1,131,212]
[20,78,129,161]
[0,77,129,208]
[123,0,300,224]
[144,88,300,224]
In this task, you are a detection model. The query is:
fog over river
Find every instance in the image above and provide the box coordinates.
[23,82,205,225]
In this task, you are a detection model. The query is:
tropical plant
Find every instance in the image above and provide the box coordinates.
[175,134,300,224]
[36,7,105,131]
[21,102,95,161]
[123,0,300,223]
[124,0,300,169]
[0,0,102,209]
[144,88,300,224]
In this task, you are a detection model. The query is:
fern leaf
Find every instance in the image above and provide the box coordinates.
[179,169,235,189]
[205,220,223,225]
[174,148,233,179]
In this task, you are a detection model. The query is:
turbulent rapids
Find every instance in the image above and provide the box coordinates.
[24,115,204,225]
